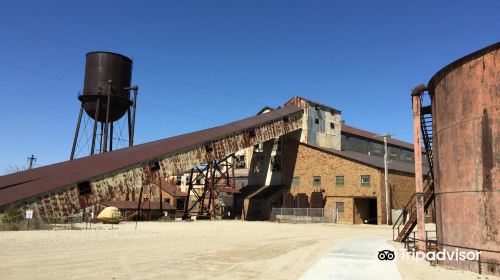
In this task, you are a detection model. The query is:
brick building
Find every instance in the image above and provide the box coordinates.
[284,139,423,225]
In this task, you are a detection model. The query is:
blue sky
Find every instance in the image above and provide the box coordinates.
[0,0,498,172]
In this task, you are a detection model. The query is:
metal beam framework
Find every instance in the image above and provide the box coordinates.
[183,154,235,219]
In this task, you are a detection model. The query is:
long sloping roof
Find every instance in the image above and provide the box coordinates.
[0,106,302,208]
[341,124,415,150]
[305,143,428,174]
[99,200,175,211]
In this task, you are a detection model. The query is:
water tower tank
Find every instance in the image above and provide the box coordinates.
[79,52,133,122]
[429,42,499,275]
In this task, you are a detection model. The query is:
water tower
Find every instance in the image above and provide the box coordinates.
[70,52,139,160]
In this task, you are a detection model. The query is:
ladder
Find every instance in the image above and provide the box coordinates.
[393,91,435,242]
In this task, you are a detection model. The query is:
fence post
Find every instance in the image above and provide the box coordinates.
[478,250,481,274]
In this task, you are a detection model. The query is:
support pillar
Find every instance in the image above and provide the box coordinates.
[412,92,426,251]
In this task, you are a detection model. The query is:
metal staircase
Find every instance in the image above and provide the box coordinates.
[393,91,435,242]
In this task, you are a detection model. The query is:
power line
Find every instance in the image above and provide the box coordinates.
[0,59,80,87]
[136,65,267,107]
[0,15,269,108]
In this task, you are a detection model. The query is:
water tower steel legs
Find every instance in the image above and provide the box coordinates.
[70,86,138,160]
[70,105,84,160]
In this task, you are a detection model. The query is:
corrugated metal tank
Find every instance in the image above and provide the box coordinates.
[428,42,499,276]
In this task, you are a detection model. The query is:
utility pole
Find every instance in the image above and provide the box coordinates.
[27,154,36,169]
[376,134,393,225]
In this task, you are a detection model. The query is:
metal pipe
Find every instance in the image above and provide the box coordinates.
[130,87,138,147]
[102,81,112,153]
[90,98,101,156]
[109,122,113,151]
[70,104,84,160]
[127,108,132,147]
[383,136,390,225]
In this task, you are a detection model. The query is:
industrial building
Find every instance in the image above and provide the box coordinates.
[0,44,497,277]
[231,96,428,224]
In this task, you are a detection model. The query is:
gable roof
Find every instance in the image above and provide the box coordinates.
[303,143,428,175]
[160,181,187,197]
[341,124,415,150]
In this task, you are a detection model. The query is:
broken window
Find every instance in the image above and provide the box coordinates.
[77,181,91,196]
[235,155,246,169]
[313,176,321,187]
[315,118,319,124]
[361,175,371,187]
[336,176,344,186]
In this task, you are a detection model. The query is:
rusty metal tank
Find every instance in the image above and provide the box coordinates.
[428,42,499,275]
[295,193,309,208]
[310,191,324,208]
[282,192,294,208]
[79,52,133,122]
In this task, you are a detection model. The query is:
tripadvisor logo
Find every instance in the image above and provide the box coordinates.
[375,244,480,262]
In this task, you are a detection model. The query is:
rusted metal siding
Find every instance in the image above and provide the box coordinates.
[10,108,303,218]
[429,42,499,275]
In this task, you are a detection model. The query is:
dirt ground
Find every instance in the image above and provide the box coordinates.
[0,221,495,280]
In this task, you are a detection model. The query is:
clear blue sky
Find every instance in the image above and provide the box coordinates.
[0,0,498,172]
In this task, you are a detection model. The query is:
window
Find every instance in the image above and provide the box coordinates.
[292,177,300,187]
[315,118,319,124]
[271,155,281,171]
[164,198,170,204]
[151,186,157,195]
[361,175,371,187]
[336,202,344,213]
[149,160,160,171]
[205,145,213,153]
[313,176,321,187]
[77,181,91,196]
[336,176,344,186]
[330,122,335,129]
[248,129,256,138]
[176,175,182,185]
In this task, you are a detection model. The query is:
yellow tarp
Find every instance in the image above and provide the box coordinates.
[97,207,122,224]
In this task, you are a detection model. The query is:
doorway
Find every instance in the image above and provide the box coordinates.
[354,198,378,224]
